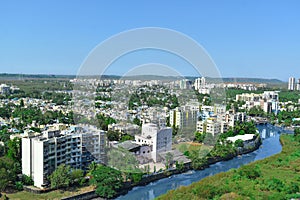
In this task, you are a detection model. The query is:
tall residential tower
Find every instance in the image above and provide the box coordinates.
[288,77,295,91]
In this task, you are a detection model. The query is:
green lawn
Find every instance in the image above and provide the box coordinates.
[1,185,95,200]
[158,134,300,200]
[175,142,212,153]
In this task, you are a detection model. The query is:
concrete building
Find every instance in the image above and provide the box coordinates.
[22,125,106,188]
[179,79,192,89]
[196,118,224,135]
[194,77,206,90]
[108,123,140,135]
[297,79,300,91]
[288,77,296,91]
[169,106,198,129]
[134,123,172,162]
[0,84,11,95]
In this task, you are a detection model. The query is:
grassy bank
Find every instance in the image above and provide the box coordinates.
[1,186,95,200]
[157,134,300,200]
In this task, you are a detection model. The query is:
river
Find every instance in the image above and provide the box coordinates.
[115,124,294,200]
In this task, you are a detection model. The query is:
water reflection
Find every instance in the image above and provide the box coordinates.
[115,124,293,200]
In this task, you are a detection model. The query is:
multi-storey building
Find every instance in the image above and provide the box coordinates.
[197,118,223,135]
[22,125,106,188]
[194,77,206,90]
[288,77,296,91]
[169,105,198,129]
[297,79,300,91]
[134,123,172,162]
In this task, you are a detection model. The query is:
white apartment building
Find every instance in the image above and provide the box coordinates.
[22,125,106,188]
[134,123,172,162]
[194,77,206,90]
[297,79,300,91]
[288,77,296,91]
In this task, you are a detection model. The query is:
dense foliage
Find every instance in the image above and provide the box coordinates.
[279,90,300,103]
[158,134,300,200]
[90,164,123,198]
[48,164,72,189]
[128,85,179,109]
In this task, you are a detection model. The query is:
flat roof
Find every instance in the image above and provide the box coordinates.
[227,134,255,143]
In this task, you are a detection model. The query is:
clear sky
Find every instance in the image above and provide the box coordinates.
[0,0,300,81]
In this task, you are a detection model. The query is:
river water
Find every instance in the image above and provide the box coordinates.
[115,124,293,200]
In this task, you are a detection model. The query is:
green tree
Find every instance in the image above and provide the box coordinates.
[234,139,244,148]
[6,138,21,163]
[70,169,85,186]
[165,152,174,169]
[87,161,97,176]
[90,164,123,198]
[20,99,24,107]
[120,134,134,142]
[133,117,141,126]
[195,131,206,143]
[107,130,120,141]
[0,157,17,191]
[48,164,71,189]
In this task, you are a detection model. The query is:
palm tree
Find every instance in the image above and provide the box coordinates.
[87,161,98,176]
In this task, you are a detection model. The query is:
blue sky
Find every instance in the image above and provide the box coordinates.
[0,0,300,81]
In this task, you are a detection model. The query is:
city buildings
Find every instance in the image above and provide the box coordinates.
[0,84,19,95]
[22,125,106,188]
[236,91,279,114]
[108,122,140,135]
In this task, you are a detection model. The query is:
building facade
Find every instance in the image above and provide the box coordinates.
[288,77,296,91]
[134,123,172,162]
[22,125,106,188]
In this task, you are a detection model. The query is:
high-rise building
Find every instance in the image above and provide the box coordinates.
[288,77,296,91]
[297,79,300,91]
[22,125,106,188]
[194,77,206,90]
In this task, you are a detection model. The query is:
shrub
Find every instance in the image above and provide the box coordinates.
[234,139,244,148]
[15,181,23,191]
[22,174,33,186]
[266,178,285,192]
[238,165,261,180]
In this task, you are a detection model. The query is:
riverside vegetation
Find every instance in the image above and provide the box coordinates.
[157,128,300,200]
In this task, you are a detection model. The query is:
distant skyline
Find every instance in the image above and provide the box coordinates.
[1,1,300,81]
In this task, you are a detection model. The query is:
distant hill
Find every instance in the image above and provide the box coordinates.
[207,77,284,84]
[0,73,76,80]
[0,73,285,84]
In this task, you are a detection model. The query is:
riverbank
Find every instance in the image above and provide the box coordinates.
[61,135,262,200]
[157,134,300,200]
